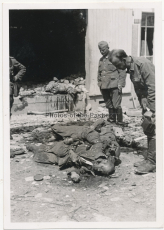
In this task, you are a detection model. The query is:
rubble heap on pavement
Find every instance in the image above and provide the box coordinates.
[19,75,88,97]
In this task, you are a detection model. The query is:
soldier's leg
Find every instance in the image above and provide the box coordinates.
[135,114,156,173]
[10,94,14,140]
[135,135,156,174]
[134,135,148,167]
[101,89,115,122]
[10,82,14,118]
[105,90,116,122]
[10,95,14,118]
[134,155,148,167]
[112,88,127,125]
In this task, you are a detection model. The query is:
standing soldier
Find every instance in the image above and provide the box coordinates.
[97,41,127,125]
[109,49,155,174]
[10,56,26,138]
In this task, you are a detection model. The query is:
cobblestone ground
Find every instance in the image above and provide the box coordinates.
[10,110,156,222]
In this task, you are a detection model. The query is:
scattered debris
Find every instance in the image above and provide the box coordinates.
[34,174,43,181]
[131,198,140,203]
[110,197,120,202]
[43,176,51,180]
[102,186,109,191]
[70,172,81,183]
[27,109,68,115]
[98,182,108,188]
[35,193,42,198]
[42,198,53,203]
[131,182,136,186]
[25,176,34,182]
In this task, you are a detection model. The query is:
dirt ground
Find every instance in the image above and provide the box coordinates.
[10,112,156,222]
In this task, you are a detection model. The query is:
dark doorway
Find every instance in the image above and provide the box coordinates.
[9,10,87,82]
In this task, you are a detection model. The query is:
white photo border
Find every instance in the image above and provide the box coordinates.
[2,1,163,229]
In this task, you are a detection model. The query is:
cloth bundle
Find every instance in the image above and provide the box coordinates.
[46,81,78,96]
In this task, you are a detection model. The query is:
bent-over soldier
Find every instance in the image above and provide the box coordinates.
[109,49,155,174]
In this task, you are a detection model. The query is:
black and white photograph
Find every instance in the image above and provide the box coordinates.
[2,1,163,229]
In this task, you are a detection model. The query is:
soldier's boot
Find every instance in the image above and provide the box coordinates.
[134,137,156,174]
[107,108,116,123]
[116,107,128,127]
[134,159,147,167]
[134,144,148,167]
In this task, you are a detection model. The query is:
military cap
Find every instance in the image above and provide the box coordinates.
[98,41,109,49]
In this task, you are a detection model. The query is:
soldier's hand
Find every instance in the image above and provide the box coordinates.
[14,75,21,82]
[118,85,122,94]
[141,98,148,110]
[69,150,81,167]
[13,76,18,82]
[151,113,156,124]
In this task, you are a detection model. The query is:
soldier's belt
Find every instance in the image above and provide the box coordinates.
[101,72,119,79]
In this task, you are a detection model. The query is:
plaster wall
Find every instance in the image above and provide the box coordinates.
[85,9,133,96]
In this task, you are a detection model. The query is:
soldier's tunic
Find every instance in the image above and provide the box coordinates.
[97,52,126,109]
[10,57,26,115]
[129,56,155,113]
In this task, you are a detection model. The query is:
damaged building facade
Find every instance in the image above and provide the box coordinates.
[9,8,154,114]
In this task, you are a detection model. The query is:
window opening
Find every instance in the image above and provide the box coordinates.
[140,12,154,62]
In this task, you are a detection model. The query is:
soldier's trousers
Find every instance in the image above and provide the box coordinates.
[10,95,14,117]
[10,82,14,117]
[100,88,122,109]
[142,114,156,164]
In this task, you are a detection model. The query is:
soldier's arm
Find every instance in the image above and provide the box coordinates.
[97,60,101,82]
[118,69,127,88]
[12,58,26,81]
[140,62,155,112]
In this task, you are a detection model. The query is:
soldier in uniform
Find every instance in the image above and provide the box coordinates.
[10,56,26,116]
[97,41,127,125]
[10,56,26,138]
[108,49,156,174]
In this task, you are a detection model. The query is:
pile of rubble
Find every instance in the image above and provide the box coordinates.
[45,77,87,96]
[19,76,88,97]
